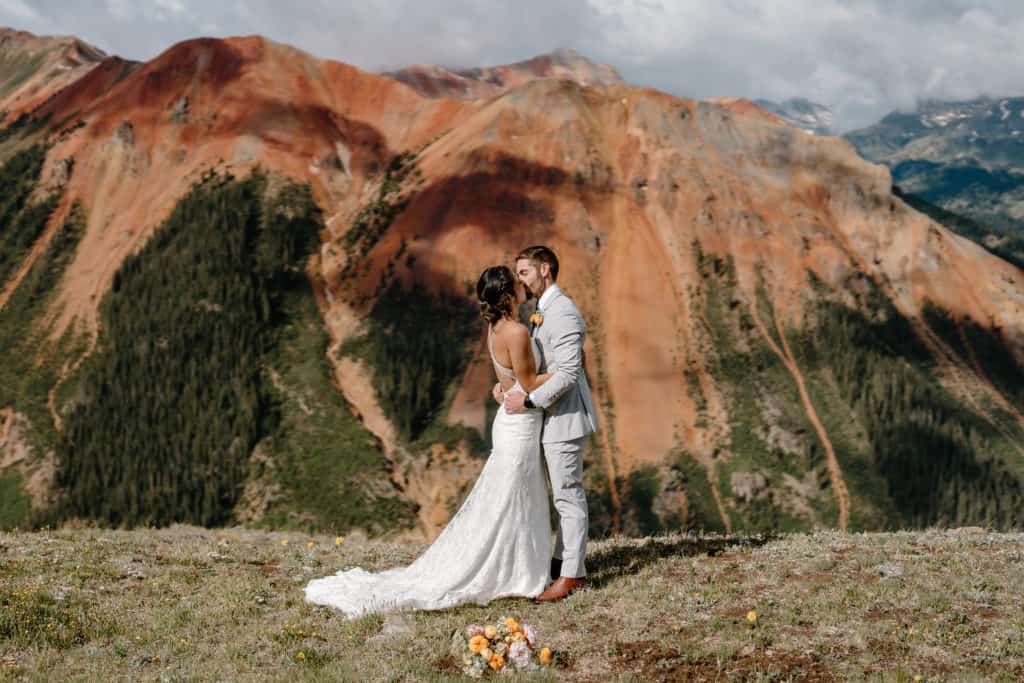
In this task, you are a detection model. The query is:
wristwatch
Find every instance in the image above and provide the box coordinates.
[524,395,536,410]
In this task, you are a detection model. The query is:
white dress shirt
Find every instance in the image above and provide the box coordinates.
[535,284,558,313]
[528,284,560,404]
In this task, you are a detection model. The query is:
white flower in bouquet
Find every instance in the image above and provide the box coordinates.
[466,624,485,638]
[522,623,537,648]
[508,640,533,669]
[479,647,493,661]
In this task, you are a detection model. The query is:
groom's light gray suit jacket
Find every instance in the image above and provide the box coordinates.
[529,285,599,445]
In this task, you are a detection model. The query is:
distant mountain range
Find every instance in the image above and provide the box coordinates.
[752,95,1024,233]
[754,98,836,136]
[844,97,1024,232]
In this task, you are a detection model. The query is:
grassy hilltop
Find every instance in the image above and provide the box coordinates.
[1,527,1023,681]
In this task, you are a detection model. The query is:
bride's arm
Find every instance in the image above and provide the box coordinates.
[505,324,549,392]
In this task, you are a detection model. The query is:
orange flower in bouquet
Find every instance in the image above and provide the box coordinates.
[459,615,551,677]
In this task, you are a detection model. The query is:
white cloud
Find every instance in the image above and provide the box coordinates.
[104,0,134,21]
[2,0,1024,131]
[0,0,42,22]
[155,0,185,11]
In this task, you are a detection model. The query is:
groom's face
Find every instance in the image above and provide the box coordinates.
[516,258,544,299]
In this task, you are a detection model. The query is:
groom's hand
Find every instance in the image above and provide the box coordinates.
[492,382,504,405]
[504,390,527,414]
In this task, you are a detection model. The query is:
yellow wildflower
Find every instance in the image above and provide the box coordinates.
[913,677,922,682]
[489,654,505,670]
[296,651,306,661]
[539,647,553,665]
[469,635,489,654]
[746,610,758,624]
[307,541,315,548]
[280,539,289,546]
[335,536,344,546]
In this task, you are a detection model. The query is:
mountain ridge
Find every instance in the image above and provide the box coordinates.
[0,26,110,117]
[1,27,1024,538]
[383,47,623,99]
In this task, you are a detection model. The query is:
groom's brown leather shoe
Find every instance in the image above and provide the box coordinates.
[536,576,586,602]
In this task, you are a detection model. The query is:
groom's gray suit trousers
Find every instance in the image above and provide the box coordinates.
[543,435,589,578]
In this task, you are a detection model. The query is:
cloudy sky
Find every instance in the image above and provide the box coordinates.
[3,0,1024,131]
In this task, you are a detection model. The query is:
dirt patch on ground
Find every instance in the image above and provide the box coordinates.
[609,640,841,682]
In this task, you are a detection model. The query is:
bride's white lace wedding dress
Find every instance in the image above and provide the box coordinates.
[304,332,551,617]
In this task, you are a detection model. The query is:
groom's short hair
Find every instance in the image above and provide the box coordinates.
[516,245,559,281]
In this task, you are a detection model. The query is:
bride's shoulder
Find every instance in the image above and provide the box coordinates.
[493,319,529,341]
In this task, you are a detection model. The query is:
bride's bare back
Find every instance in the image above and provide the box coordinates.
[489,318,548,392]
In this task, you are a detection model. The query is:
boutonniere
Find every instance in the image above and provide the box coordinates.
[529,312,544,327]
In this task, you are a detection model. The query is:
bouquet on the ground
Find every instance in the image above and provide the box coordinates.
[455,616,552,677]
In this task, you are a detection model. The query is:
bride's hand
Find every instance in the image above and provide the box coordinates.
[503,387,527,414]
[492,382,505,405]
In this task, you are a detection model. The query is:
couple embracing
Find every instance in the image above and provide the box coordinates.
[305,245,599,617]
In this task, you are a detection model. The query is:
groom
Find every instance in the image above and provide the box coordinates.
[499,245,599,602]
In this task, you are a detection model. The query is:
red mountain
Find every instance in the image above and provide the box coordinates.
[2,28,1023,538]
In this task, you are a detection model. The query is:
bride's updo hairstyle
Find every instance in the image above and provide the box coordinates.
[476,265,517,325]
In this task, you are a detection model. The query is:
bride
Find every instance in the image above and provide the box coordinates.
[304,265,553,617]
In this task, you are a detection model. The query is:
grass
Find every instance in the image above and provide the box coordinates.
[0,527,1021,680]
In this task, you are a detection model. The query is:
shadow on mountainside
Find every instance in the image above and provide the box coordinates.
[585,534,774,590]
